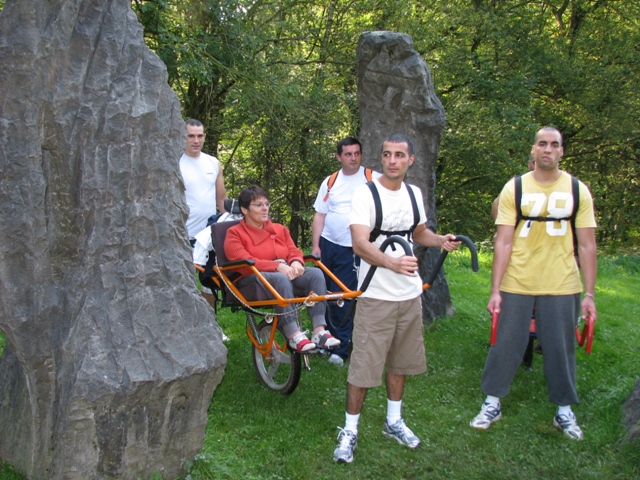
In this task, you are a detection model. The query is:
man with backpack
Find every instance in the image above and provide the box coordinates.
[469,126,597,440]
[333,134,460,463]
[312,137,381,366]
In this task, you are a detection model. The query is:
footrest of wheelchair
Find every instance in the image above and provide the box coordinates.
[292,346,337,355]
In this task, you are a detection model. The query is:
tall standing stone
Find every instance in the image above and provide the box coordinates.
[356,31,455,321]
[0,1,227,478]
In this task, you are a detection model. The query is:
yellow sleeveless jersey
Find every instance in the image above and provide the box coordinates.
[496,171,596,295]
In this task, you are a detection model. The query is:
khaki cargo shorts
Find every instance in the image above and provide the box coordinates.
[347,296,426,388]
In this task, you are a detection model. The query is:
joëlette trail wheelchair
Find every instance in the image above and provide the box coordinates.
[196,219,478,395]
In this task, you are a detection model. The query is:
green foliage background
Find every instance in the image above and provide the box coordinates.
[4,1,638,247]
[132,0,639,249]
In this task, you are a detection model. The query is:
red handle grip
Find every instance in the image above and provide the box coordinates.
[575,315,595,354]
[490,311,499,346]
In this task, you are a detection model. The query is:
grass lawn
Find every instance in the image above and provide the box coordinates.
[1,251,639,479]
[190,250,640,479]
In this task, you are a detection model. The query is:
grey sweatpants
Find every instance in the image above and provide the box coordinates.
[481,292,580,406]
[239,268,328,337]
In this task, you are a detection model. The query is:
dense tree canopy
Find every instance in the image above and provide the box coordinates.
[12,0,638,248]
[413,1,640,249]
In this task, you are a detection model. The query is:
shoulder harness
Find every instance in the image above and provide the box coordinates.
[515,173,580,245]
[367,180,420,245]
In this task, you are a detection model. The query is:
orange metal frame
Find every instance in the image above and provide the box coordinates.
[213,255,362,309]
[199,234,478,360]
[199,255,362,359]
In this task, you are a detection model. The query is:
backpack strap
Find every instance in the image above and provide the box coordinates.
[367,181,384,242]
[407,182,420,232]
[570,175,579,221]
[322,170,340,202]
[570,175,580,256]
[515,174,578,224]
[323,167,374,202]
[364,167,373,182]
[515,174,580,255]
[367,181,420,245]
[515,174,523,223]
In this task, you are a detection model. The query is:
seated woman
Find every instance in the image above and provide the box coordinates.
[224,185,340,353]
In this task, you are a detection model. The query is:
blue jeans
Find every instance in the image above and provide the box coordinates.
[320,236,360,360]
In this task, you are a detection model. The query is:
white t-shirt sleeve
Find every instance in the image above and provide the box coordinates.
[349,183,375,229]
[312,176,331,214]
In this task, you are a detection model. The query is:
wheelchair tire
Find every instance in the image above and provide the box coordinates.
[252,320,302,395]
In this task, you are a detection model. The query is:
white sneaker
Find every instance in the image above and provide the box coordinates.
[382,418,421,448]
[312,330,340,349]
[470,402,502,430]
[333,428,357,463]
[553,412,584,440]
[328,354,344,366]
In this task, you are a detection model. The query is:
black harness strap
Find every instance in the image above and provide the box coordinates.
[515,174,580,249]
[367,181,420,246]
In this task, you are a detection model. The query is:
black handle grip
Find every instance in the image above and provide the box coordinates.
[338,236,412,329]
[337,235,478,329]
[424,235,479,286]
[358,236,413,293]
[454,235,479,272]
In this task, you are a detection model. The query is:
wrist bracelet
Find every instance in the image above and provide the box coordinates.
[584,292,595,300]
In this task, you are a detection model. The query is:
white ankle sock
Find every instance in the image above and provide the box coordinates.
[557,405,572,416]
[386,399,402,425]
[345,413,360,434]
[485,395,501,408]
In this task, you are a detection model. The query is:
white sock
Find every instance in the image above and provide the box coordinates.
[557,405,572,416]
[485,395,501,408]
[386,399,402,425]
[345,412,360,434]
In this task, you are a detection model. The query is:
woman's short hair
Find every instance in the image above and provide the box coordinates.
[238,185,269,211]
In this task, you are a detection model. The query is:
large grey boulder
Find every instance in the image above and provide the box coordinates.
[0,1,226,479]
[622,379,640,443]
[356,31,455,321]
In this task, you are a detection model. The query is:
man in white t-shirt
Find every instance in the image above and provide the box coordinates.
[312,138,381,366]
[332,134,460,463]
[179,119,228,243]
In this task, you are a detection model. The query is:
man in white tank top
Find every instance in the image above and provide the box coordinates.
[179,119,229,328]
[179,119,228,243]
